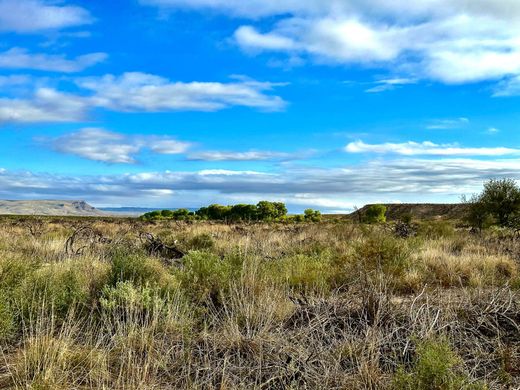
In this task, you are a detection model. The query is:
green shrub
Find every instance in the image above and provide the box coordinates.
[393,338,485,390]
[364,204,387,224]
[15,263,93,319]
[304,209,322,222]
[108,251,175,293]
[100,281,163,312]
[175,251,243,303]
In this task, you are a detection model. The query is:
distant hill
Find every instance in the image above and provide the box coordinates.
[0,200,106,216]
[349,203,469,221]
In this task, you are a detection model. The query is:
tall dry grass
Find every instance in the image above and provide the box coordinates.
[0,217,518,388]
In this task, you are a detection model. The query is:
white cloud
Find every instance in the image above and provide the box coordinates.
[0,48,107,72]
[487,127,500,134]
[365,78,417,93]
[3,156,520,208]
[48,128,191,163]
[0,72,287,123]
[0,88,88,123]
[0,0,92,33]
[187,150,300,161]
[345,140,520,156]
[426,117,469,129]
[493,76,520,97]
[77,72,287,112]
[145,0,520,86]
[0,75,31,87]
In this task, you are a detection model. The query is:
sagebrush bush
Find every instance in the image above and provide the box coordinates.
[14,262,94,320]
[108,250,177,294]
[175,250,243,303]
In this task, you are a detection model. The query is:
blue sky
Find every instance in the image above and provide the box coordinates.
[1,0,520,212]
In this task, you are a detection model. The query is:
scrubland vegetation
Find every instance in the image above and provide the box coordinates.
[0,208,519,389]
[140,201,321,223]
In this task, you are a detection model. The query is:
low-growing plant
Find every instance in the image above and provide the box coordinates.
[393,338,485,390]
[174,250,243,304]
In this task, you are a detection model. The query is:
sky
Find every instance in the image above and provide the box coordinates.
[1,0,520,212]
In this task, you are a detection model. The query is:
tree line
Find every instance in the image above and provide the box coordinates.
[140,201,322,222]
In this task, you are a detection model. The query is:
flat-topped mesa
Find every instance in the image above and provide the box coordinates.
[0,200,106,216]
[351,203,469,221]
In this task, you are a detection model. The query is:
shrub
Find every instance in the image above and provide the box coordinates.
[14,262,95,320]
[364,204,387,224]
[353,232,411,279]
[175,251,243,303]
[393,338,485,390]
[304,209,322,222]
[108,250,177,293]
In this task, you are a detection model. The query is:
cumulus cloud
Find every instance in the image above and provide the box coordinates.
[0,88,88,123]
[0,72,287,123]
[77,72,287,112]
[345,140,520,156]
[0,48,107,72]
[144,0,520,87]
[47,128,191,163]
[0,0,92,33]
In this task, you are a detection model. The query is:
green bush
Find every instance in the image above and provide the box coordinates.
[175,251,243,303]
[304,209,322,222]
[108,250,176,293]
[100,281,162,311]
[364,204,387,224]
[15,264,93,319]
[353,233,411,278]
[393,338,485,390]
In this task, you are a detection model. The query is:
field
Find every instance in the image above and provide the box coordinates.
[0,216,519,389]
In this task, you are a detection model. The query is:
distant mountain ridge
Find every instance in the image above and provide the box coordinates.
[0,200,106,216]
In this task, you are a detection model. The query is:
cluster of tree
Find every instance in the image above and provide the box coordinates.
[140,201,322,223]
[464,178,520,231]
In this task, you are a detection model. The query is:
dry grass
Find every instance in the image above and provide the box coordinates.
[0,217,518,389]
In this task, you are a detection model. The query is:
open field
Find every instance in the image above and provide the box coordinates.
[0,216,519,389]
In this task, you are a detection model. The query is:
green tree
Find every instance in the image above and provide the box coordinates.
[229,204,257,221]
[364,204,386,224]
[256,201,288,221]
[172,208,190,220]
[478,178,520,227]
[161,209,174,218]
[304,209,322,222]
